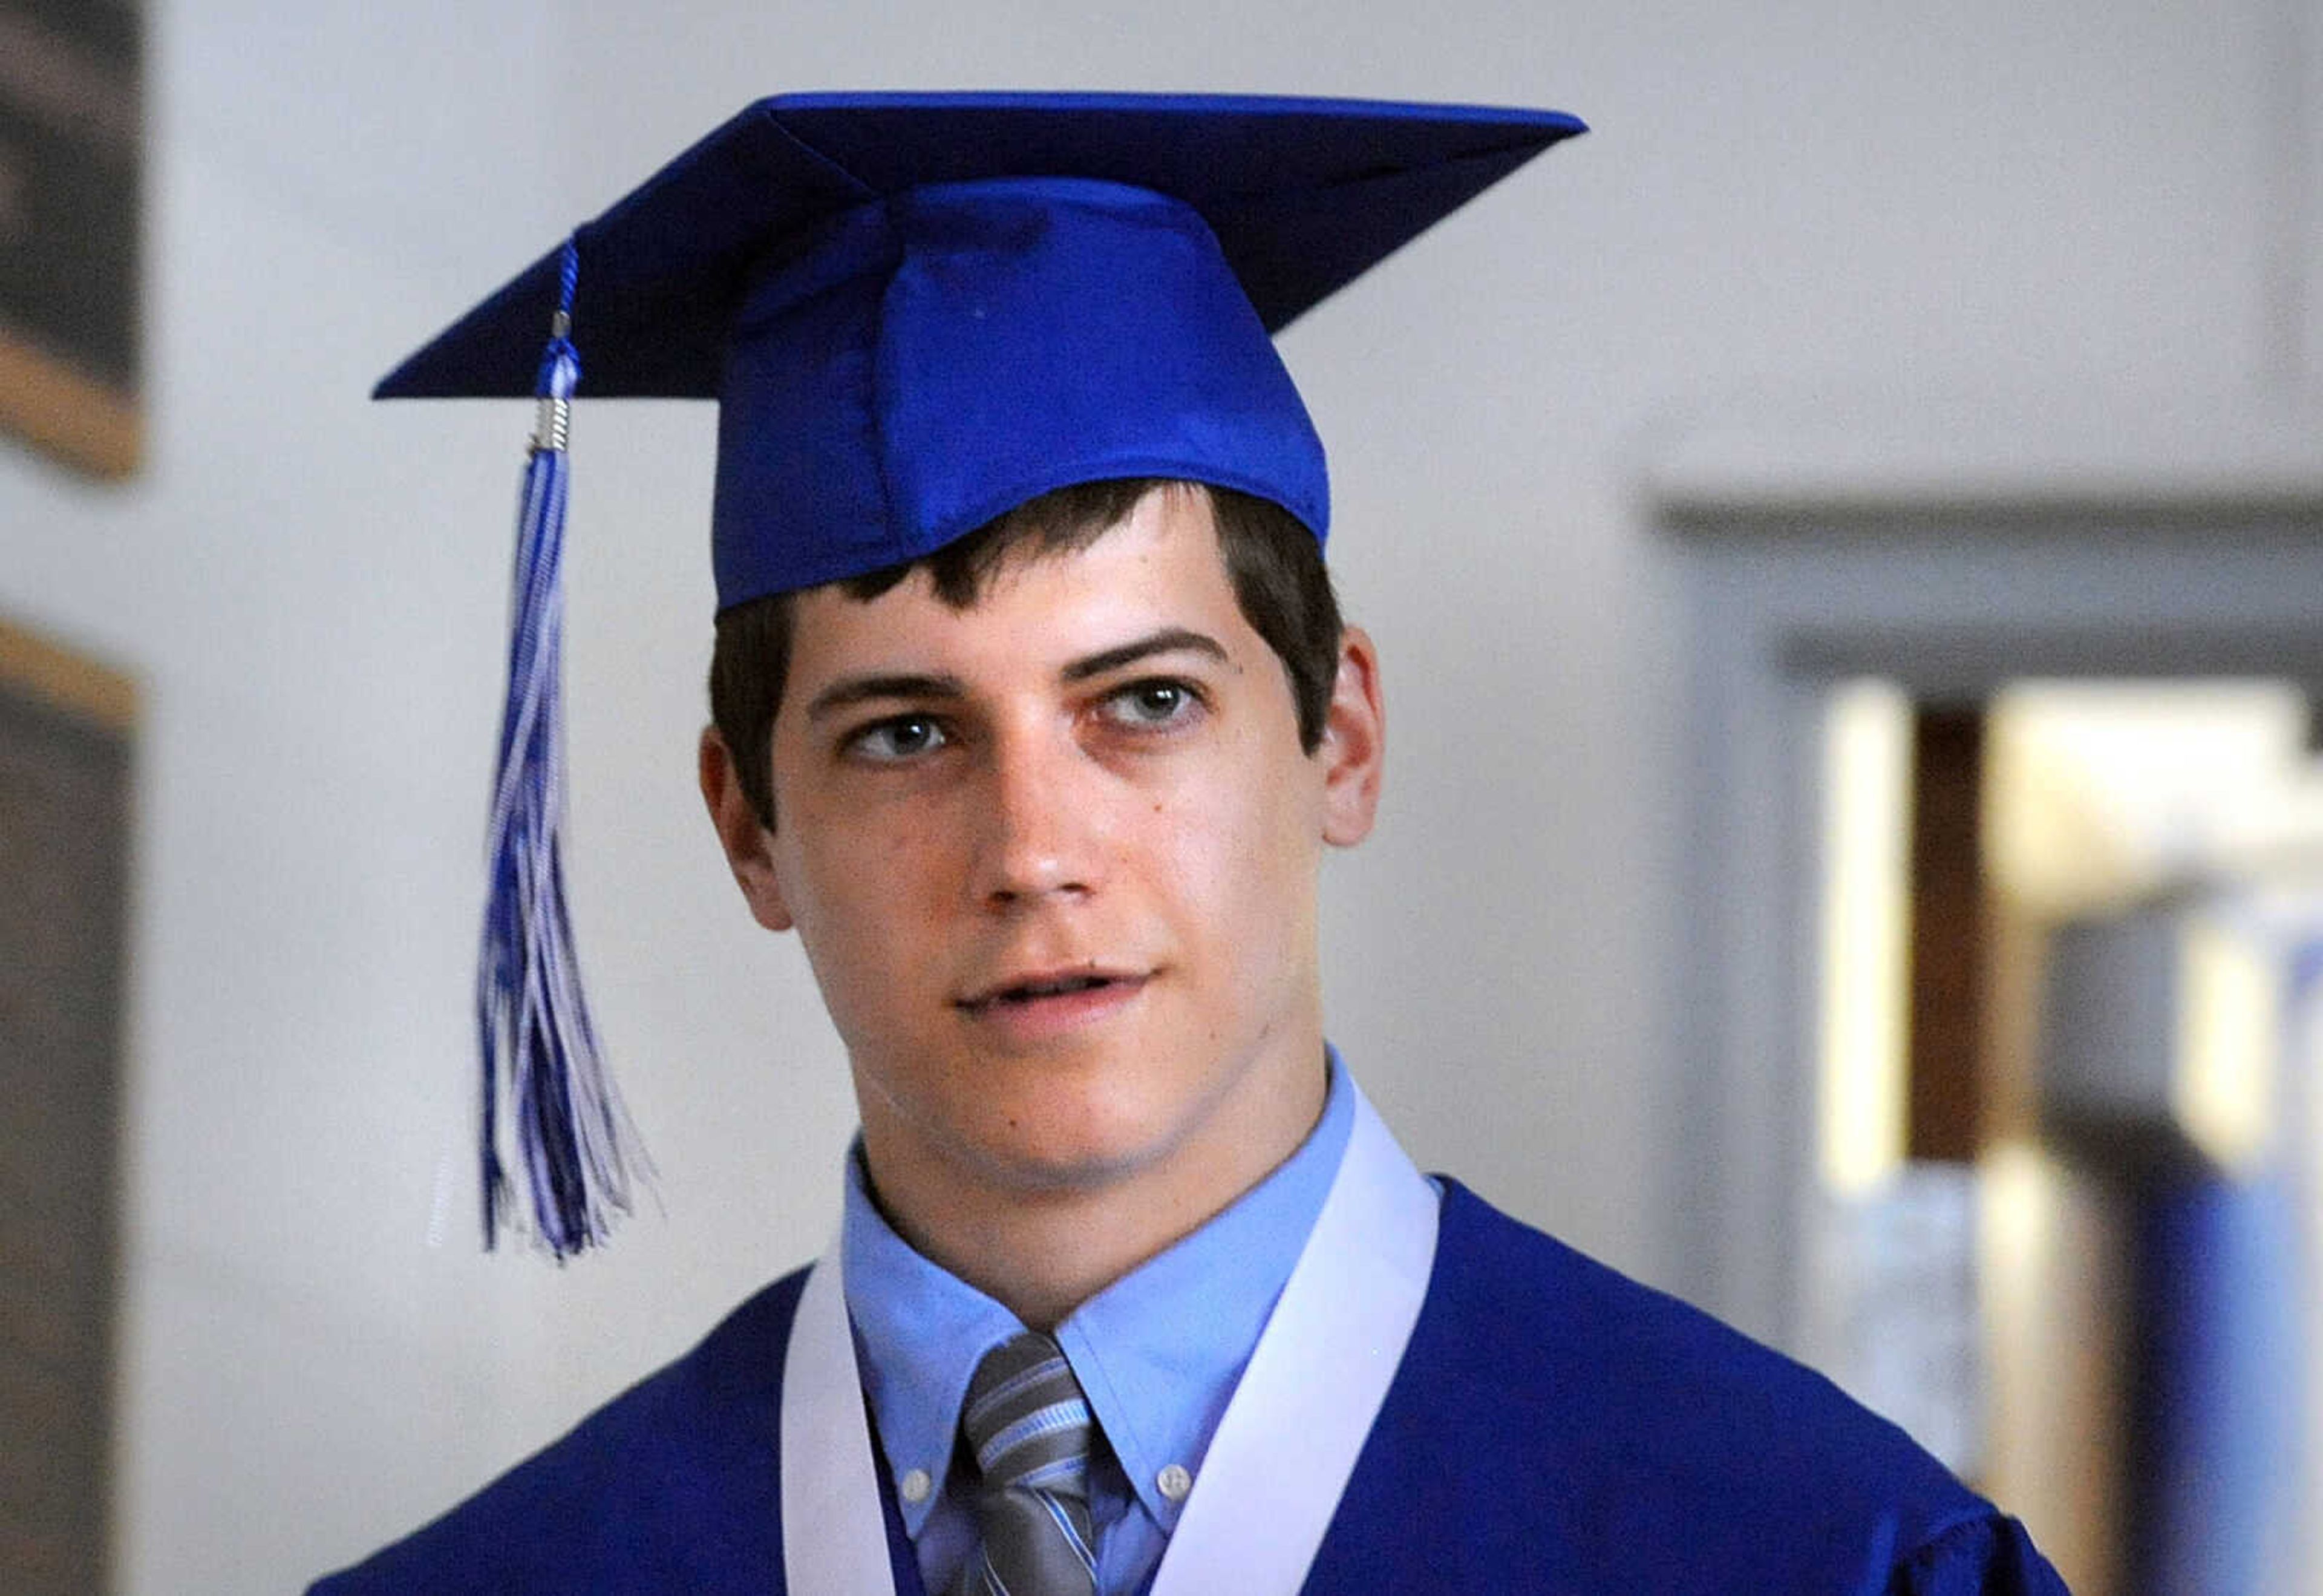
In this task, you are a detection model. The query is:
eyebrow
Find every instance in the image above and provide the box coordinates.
[1059,627,1232,683]
[802,627,1232,724]
[804,672,969,723]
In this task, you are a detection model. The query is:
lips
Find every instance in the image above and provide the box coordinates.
[955,966,1147,1015]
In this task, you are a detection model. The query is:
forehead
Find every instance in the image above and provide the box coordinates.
[781,488,1249,680]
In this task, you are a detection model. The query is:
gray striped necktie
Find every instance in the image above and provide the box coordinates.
[953,1331,1099,1596]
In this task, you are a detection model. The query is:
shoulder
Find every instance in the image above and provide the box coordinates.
[305,1267,809,1596]
[1315,1182,2060,1593]
[1416,1179,1931,1465]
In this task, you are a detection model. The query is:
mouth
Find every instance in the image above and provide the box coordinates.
[955,967,1148,1016]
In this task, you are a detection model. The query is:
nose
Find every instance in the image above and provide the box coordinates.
[967,718,1106,911]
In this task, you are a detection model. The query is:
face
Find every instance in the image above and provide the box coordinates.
[704,488,1382,1218]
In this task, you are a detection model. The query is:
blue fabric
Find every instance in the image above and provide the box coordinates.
[2129,1174,2303,1595]
[307,1272,803,1594]
[711,175,1327,601]
[1308,1182,2069,1595]
[843,1055,1354,1596]
[309,1178,2066,1594]
[373,93,1586,607]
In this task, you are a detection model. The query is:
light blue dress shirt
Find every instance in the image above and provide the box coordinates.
[840,1053,1356,1596]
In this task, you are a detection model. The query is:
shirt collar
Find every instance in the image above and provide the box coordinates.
[840,1050,1356,1536]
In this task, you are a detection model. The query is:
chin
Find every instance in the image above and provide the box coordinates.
[950,1086,1195,1196]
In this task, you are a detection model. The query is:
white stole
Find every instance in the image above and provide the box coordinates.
[780,1082,1440,1594]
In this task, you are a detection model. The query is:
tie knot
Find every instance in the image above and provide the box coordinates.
[960,1331,1093,1496]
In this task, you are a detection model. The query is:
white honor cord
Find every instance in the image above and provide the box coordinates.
[780,1240,899,1595]
[1146,1084,1439,1595]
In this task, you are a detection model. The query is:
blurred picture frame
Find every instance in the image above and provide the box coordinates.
[0,615,135,1594]
[0,0,143,479]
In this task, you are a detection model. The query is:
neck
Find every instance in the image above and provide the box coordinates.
[857,1042,1330,1331]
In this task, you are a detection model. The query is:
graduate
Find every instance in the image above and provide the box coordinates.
[313,93,2070,1594]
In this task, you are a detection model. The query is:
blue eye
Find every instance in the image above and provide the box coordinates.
[1105,680,1199,727]
[849,715,947,762]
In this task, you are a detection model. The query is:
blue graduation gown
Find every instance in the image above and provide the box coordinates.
[310,1181,2068,1594]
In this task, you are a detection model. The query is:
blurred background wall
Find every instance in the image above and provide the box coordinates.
[0,1,2318,1590]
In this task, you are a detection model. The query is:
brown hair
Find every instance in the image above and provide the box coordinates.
[708,479,1341,828]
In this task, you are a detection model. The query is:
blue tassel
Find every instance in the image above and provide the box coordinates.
[477,239,649,1257]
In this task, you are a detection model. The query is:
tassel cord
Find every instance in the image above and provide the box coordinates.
[474,273,651,1257]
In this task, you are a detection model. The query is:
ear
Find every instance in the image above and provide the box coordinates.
[698,725,796,932]
[1317,624,1385,848]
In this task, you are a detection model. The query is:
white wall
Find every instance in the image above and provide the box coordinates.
[0,2,2310,1589]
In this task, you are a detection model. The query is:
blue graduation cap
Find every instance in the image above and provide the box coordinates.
[380,90,1584,1258]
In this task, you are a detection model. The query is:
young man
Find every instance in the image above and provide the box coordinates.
[317,94,2068,1593]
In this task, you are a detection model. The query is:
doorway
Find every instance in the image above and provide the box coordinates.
[1666,490,2323,1596]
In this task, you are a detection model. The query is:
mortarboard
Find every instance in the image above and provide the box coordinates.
[380,91,1585,1258]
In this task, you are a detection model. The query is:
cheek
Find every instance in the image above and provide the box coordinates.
[774,805,955,1018]
[1150,751,1320,951]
